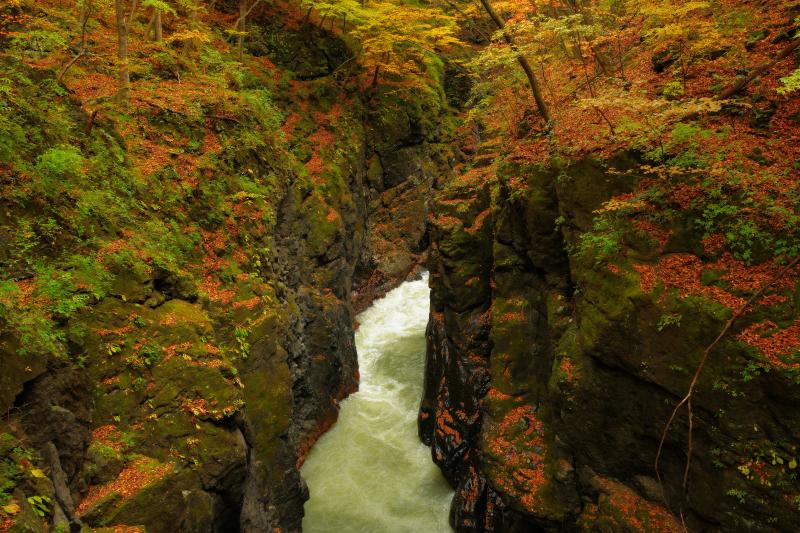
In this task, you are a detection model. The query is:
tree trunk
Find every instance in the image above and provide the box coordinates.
[235,0,263,62]
[115,0,130,103]
[58,1,93,83]
[238,0,247,61]
[371,64,381,89]
[154,8,162,42]
[479,0,553,125]
[184,6,198,56]
[718,37,800,99]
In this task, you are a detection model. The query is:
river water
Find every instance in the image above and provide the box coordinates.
[301,273,454,532]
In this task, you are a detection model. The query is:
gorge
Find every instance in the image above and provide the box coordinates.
[1,1,800,532]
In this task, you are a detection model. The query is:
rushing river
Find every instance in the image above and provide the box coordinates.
[301,273,454,532]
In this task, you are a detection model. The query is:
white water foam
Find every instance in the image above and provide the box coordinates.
[301,273,454,533]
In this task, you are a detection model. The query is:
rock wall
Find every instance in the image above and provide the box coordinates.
[421,155,800,532]
[0,10,448,533]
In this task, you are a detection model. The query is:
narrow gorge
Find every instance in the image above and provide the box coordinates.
[1,1,800,532]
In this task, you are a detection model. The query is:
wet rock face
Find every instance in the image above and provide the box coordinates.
[420,157,800,532]
[15,367,93,485]
[352,74,453,313]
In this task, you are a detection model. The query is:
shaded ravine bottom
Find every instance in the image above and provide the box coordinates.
[301,273,453,532]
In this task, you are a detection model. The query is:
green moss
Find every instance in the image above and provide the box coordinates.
[241,362,291,481]
[301,192,340,258]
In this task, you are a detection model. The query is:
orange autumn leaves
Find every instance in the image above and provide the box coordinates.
[629,253,800,367]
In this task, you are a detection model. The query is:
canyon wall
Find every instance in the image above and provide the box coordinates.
[0,8,445,532]
[420,154,800,532]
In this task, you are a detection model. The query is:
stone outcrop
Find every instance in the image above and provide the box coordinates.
[420,155,800,532]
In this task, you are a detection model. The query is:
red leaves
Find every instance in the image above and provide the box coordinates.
[559,357,578,383]
[76,457,174,517]
[634,253,798,311]
[484,403,548,512]
[281,113,301,137]
[738,320,800,368]
[634,219,671,247]
[304,152,327,177]
[595,477,682,532]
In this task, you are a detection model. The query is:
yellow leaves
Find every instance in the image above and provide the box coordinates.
[578,94,723,131]
[2,502,20,516]
[182,398,209,417]
[659,97,723,120]
[641,0,721,59]
[595,197,646,215]
[106,342,122,356]
[640,1,711,19]
[29,467,46,478]
[165,30,211,45]
[320,0,458,82]
[141,0,176,16]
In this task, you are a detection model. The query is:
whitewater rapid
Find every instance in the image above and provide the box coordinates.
[301,273,453,532]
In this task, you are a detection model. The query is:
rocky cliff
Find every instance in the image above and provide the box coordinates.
[0,2,447,531]
[420,149,800,531]
[3,1,799,532]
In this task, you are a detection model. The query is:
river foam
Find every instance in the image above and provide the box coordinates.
[301,273,453,532]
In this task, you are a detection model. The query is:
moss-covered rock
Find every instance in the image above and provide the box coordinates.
[422,148,800,531]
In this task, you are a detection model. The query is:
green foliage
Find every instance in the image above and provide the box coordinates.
[0,252,112,359]
[240,89,284,136]
[726,488,747,504]
[577,217,623,265]
[10,30,66,57]
[137,344,161,368]
[662,81,685,100]
[140,219,197,274]
[142,0,177,16]
[0,437,43,512]
[657,313,682,331]
[26,495,51,518]
[666,122,713,168]
[0,82,27,163]
[641,1,722,69]
[74,188,131,232]
[35,257,111,317]
[66,254,113,300]
[740,361,763,383]
[36,146,84,178]
[777,69,800,96]
[234,326,251,359]
[696,194,791,263]
[0,436,21,509]
[310,0,458,87]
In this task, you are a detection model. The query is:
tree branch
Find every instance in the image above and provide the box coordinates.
[478,0,553,125]
[655,255,800,505]
[719,34,800,100]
